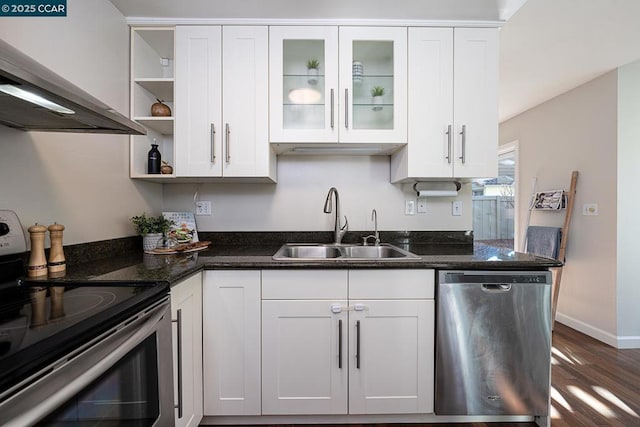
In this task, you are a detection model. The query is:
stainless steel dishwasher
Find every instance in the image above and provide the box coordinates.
[435,270,552,416]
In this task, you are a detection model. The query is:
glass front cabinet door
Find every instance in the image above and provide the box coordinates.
[269,26,407,145]
[338,26,407,144]
[270,26,339,143]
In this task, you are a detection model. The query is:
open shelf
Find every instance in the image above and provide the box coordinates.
[134,78,174,101]
[130,27,176,181]
[134,117,174,135]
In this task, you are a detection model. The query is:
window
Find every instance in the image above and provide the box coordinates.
[473,142,517,249]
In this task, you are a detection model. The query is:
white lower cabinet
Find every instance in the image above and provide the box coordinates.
[260,269,435,416]
[203,270,261,416]
[262,299,348,414]
[349,299,434,414]
[171,272,203,427]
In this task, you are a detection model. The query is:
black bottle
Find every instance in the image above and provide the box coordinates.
[148,143,161,174]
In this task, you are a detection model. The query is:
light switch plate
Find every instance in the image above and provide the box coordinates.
[405,200,416,215]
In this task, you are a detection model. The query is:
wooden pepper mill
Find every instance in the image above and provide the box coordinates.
[48,223,66,277]
[27,223,48,278]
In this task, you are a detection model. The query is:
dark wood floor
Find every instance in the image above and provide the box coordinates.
[546,322,640,426]
[219,323,640,427]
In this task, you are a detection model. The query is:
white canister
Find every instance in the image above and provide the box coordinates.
[352,61,363,84]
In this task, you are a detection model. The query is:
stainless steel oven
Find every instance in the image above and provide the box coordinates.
[0,285,174,426]
[0,209,174,426]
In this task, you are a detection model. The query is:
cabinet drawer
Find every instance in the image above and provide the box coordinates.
[349,269,434,299]
[262,269,348,299]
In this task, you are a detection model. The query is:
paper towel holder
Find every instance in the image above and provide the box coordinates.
[413,181,461,197]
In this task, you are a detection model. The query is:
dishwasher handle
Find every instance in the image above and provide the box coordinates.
[481,284,512,292]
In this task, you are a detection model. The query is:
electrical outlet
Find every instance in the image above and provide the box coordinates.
[452,201,462,216]
[195,201,212,216]
[582,203,598,216]
[405,200,416,215]
[417,198,427,213]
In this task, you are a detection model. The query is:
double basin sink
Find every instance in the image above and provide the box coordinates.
[273,243,421,261]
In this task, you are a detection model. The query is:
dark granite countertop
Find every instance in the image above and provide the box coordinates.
[196,242,560,271]
[14,232,561,287]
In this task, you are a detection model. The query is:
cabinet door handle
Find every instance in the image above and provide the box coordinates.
[445,124,452,164]
[211,123,216,163]
[355,320,361,369]
[344,88,349,129]
[338,319,343,369]
[172,309,183,419]
[225,123,230,164]
[330,88,335,130]
[459,124,466,164]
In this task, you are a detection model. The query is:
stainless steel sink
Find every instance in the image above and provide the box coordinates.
[280,245,342,259]
[341,245,409,259]
[272,243,420,261]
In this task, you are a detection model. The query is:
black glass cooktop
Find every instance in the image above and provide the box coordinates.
[0,259,169,394]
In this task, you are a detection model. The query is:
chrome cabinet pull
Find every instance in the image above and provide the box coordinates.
[172,309,183,419]
[330,88,335,130]
[338,319,343,369]
[225,123,230,164]
[344,88,349,129]
[355,320,361,369]
[445,124,452,164]
[210,123,216,163]
[459,124,466,164]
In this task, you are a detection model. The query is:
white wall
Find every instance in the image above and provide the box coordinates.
[162,155,472,232]
[0,0,162,245]
[499,71,619,344]
[616,61,640,345]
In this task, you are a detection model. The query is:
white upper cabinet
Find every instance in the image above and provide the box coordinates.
[269,26,407,150]
[175,26,276,181]
[269,26,339,143]
[453,28,498,178]
[338,27,407,144]
[391,27,498,181]
[175,26,222,177]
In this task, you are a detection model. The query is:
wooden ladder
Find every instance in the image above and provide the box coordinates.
[551,171,579,324]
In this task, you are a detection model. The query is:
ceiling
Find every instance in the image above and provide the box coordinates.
[109,0,640,123]
[500,0,640,122]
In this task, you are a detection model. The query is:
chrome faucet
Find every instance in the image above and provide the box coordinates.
[362,209,380,246]
[323,187,348,244]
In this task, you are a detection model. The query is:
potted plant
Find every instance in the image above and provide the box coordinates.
[371,86,385,111]
[130,213,174,251]
[307,59,320,85]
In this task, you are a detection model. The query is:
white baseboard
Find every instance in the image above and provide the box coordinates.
[555,313,640,349]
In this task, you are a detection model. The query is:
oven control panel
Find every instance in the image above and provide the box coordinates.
[0,210,27,256]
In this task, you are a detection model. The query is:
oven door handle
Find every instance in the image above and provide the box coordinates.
[0,298,171,427]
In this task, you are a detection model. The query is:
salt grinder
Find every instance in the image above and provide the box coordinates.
[48,223,66,277]
[27,223,48,278]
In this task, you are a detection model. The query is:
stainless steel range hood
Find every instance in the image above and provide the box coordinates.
[0,39,146,135]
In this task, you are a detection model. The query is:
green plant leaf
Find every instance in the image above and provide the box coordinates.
[130,213,175,236]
